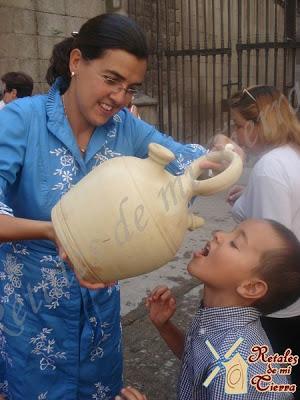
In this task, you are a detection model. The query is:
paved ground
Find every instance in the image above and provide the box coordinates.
[120,168,250,399]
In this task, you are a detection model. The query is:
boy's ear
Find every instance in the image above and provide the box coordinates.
[236,278,268,301]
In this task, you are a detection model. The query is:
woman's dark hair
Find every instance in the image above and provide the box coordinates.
[46,13,148,89]
[254,219,300,315]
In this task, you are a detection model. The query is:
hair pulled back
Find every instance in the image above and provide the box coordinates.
[229,85,300,148]
[46,13,148,90]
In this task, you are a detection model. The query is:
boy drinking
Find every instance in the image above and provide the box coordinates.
[118,219,300,400]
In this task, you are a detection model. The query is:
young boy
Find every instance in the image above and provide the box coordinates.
[118,219,300,400]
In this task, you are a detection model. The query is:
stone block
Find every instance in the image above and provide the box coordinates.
[0,7,36,35]
[0,7,14,33]
[0,0,34,9]
[33,81,49,95]
[35,0,65,14]
[0,57,21,76]
[0,56,38,82]
[65,0,106,18]
[13,8,36,35]
[0,33,38,59]
[39,59,50,83]
[36,12,67,37]
[66,16,87,36]
[106,0,123,13]
[39,57,49,70]
[20,58,41,81]
[37,35,62,59]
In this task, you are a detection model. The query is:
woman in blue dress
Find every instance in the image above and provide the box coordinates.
[0,13,209,400]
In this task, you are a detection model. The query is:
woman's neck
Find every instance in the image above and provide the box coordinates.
[62,90,94,138]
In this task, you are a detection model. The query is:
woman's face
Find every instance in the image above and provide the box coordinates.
[231,109,260,152]
[69,48,147,127]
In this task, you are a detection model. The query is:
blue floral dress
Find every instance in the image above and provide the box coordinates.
[0,79,206,399]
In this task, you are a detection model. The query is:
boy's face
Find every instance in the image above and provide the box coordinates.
[187,220,285,292]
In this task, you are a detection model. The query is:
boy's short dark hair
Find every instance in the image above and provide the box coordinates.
[254,219,300,315]
[1,71,33,98]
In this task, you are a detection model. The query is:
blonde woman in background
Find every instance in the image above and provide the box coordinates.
[225,85,300,395]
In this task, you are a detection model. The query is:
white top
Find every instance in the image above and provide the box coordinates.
[232,144,300,318]
[0,100,5,110]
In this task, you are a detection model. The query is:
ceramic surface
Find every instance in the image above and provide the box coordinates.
[51,143,242,282]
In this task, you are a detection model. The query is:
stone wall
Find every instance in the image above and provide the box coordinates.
[0,0,106,93]
[0,1,297,129]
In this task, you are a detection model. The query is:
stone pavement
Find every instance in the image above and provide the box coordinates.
[120,168,250,400]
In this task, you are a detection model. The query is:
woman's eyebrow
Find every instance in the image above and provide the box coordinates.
[104,69,125,80]
[104,70,143,86]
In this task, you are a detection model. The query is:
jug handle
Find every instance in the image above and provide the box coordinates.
[186,144,243,196]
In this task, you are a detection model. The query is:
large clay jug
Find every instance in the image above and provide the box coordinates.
[51,143,242,283]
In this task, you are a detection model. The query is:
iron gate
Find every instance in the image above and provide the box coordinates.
[127,0,300,144]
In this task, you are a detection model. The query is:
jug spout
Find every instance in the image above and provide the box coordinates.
[188,213,205,231]
[148,143,175,166]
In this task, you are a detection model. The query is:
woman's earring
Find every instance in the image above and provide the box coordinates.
[71,71,75,77]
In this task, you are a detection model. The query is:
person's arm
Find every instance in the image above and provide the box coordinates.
[146,286,185,359]
[0,103,51,241]
[154,320,185,359]
[0,104,57,244]
[127,113,207,175]
[0,103,109,290]
[0,214,52,242]
[209,133,245,163]
[127,115,244,181]
[116,387,147,400]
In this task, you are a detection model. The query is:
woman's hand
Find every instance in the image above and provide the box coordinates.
[45,221,69,259]
[75,275,117,290]
[227,185,244,206]
[46,222,116,290]
[198,159,224,173]
[197,134,245,178]
[210,133,245,163]
[145,286,176,329]
[116,387,147,400]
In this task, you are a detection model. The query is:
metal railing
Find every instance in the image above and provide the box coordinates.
[128,0,299,144]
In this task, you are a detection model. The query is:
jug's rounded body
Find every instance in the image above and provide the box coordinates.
[52,143,242,282]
